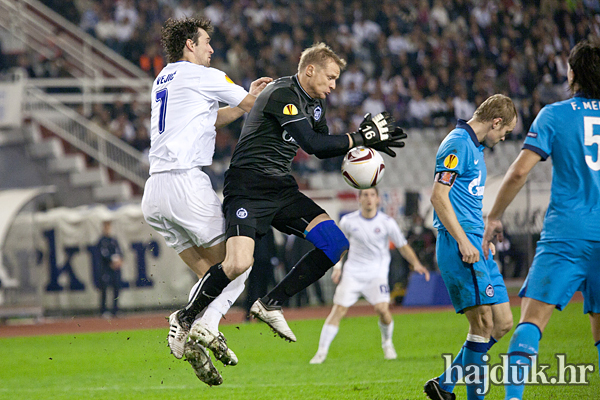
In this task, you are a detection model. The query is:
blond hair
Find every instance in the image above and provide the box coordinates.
[473,94,517,126]
[298,43,347,74]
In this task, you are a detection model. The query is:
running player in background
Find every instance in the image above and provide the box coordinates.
[171,42,407,359]
[141,16,271,385]
[482,39,600,400]
[425,94,517,400]
[310,188,429,364]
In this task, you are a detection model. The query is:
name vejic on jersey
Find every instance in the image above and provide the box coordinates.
[156,71,177,85]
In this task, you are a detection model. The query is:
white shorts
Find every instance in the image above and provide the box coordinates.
[141,167,225,253]
[332,273,390,308]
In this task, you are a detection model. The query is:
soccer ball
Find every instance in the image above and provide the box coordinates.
[341,147,385,189]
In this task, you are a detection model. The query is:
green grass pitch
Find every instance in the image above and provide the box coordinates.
[1,304,597,399]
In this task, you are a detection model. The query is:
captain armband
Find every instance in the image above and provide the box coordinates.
[435,171,457,187]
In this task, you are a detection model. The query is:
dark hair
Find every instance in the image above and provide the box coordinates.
[161,17,213,63]
[298,42,347,74]
[568,39,600,99]
[473,94,517,127]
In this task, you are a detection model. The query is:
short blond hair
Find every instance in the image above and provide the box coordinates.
[298,43,347,74]
[473,94,517,126]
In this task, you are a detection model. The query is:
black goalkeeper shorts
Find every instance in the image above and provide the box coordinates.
[223,167,326,240]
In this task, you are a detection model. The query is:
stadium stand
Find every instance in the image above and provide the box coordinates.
[1,0,597,195]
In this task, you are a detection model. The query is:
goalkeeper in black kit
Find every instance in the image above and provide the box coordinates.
[170,42,408,363]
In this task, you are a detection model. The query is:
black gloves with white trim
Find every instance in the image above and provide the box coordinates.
[349,112,408,157]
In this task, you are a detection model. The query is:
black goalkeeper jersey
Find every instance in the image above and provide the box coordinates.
[229,75,329,176]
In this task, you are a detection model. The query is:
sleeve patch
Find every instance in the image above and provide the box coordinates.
[225,75,234,84]
[527,131,538,138]
[283,104,299,115]
[435,171,457,186]
[443,154,459,169]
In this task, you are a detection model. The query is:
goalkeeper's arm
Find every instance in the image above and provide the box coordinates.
[284,112,404,159]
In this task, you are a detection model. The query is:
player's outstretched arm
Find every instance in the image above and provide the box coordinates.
[398,244,430,281]
[215,77,273,128]
[248,77,273,97]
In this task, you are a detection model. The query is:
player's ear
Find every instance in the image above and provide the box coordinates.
[185,38,195,52]
[306,65,314,77]
[492,117,503,129]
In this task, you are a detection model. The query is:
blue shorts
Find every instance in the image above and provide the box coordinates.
[436,230,509,313]
[520,239,600,314]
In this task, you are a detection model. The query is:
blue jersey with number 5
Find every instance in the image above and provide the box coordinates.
[523,95,600,240]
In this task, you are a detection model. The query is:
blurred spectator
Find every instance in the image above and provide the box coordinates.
[79,2,101,37]
[407,89,430,127]
[361,87,386,117]
[95,10,118,51]
[536,73,564,104]
[97,220,123,318]
[110,113,136,144]
[139,42,164,77]
[173,0,196,19]
[406,214,436,272]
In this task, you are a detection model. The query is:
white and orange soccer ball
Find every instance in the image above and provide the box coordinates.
[341,147,385,189]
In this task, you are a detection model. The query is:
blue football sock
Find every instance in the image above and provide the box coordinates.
[438,345,465,392]
[438,336,497,394]
[596,340,600,377]
[463,340,489,400]
[504,323,542,400]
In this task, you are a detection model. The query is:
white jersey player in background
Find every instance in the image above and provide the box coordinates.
[141,17,271,385]
[310,188,430,364]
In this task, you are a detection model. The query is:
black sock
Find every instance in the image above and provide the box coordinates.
[180,263,231,326]
[262,249,333,307]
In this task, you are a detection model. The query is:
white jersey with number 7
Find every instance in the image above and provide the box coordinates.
[148,61,248,174]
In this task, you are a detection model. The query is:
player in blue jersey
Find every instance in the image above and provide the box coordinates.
[483,39,600,400]
[425,94,518,400]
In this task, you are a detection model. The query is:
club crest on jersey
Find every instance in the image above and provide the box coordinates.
[443,154,459,169]
[236,208,248,219]
[374,227,381,234]
[485,284,495,297]
[283,104,299,115]
[225,75,234,84]
[313,106,322,121]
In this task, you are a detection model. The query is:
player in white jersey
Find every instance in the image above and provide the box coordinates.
[310,188,430,364]
[140,17,271,385]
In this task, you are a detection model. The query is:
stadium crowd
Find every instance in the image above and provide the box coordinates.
[2,0,600,181]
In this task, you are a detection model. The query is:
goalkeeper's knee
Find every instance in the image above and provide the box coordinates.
[305,220,349,263]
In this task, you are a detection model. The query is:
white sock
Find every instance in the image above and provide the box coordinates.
[197,268,252,332]
[379,320,394,347]
[466,333,489,343]
[200,307,222,333]
[318,324,339,353]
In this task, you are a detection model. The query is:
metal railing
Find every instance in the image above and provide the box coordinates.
[24,77,151,105]
[25,87,148,189]
[0,0,149,80]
